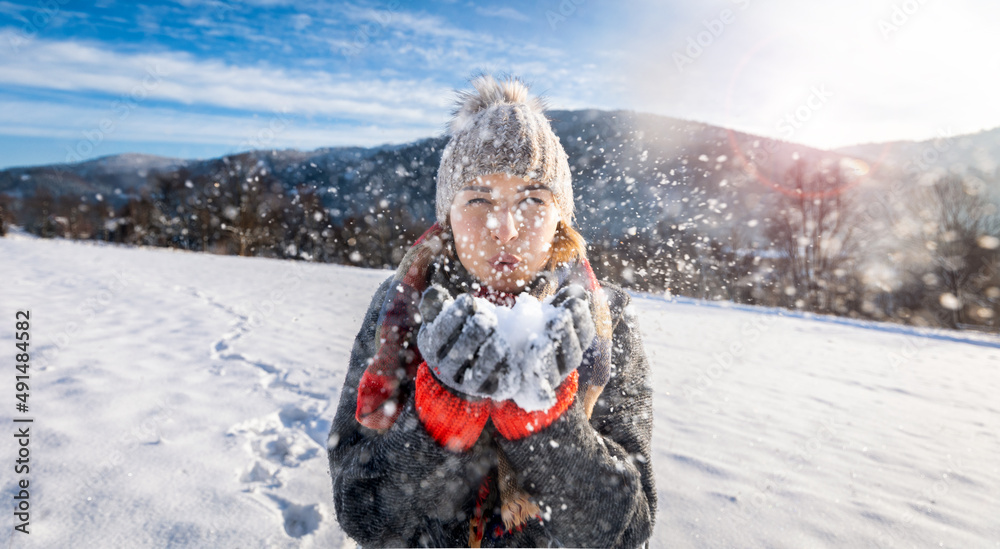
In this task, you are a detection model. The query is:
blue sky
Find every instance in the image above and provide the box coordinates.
[1,0,998,170]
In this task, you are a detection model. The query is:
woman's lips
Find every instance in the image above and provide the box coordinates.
[490,252,521,272]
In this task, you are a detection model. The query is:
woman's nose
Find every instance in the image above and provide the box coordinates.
[491,207,518,244]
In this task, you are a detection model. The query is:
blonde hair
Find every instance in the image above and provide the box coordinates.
[546,221,588,270]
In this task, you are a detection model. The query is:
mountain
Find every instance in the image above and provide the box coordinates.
[835,126,1000,178]
[3,111,998,246]
[5,110,999,331]
[0,153,189,203]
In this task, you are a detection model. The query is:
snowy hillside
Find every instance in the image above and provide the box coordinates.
[2,232,998,548]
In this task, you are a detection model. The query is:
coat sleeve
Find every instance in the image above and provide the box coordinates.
[327,275,475,547]
[495,286,657,548]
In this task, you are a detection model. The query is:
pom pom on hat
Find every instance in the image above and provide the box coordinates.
[435,73,574,228]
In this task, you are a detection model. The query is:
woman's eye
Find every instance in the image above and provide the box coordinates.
[520,197,545,206]
[466,198,490,205]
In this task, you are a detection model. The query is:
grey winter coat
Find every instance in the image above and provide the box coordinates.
[327,274,657,548]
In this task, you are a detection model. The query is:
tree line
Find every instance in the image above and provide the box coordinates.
[3,153,999,332]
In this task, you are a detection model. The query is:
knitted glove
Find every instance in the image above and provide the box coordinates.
[513,284,597,408]
[417,285,518,399]
[491,284,595,440]
[491,370,579,440]
[547,284,597,375]
[414,285,511,452]
[414,361,489,452]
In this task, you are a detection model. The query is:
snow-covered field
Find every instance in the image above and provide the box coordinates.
[2,232,998,548]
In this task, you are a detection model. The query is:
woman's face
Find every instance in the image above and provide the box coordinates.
[449,173,561,293]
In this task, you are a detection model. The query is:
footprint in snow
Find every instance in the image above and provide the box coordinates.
[264,493,323,538]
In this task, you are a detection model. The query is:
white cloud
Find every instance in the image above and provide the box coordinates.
[0,2,26,17]
[333,4,563,61]
[475,6,530,22]
[0,96,434,159]
[0,30,454,124]
[339,4,482,43]
[290,13,312,31]
[0,7,620,155]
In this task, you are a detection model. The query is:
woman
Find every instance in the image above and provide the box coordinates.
[327,74,656,548]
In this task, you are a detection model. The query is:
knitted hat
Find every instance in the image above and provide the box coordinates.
[436,74,573,228]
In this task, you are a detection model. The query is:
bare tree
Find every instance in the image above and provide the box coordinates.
[212,154,285,257]
[717,223,759,303]
[907,173,1000,329]
[0,193,9,236]
[764,157,862,312]
[120,194,163,246]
